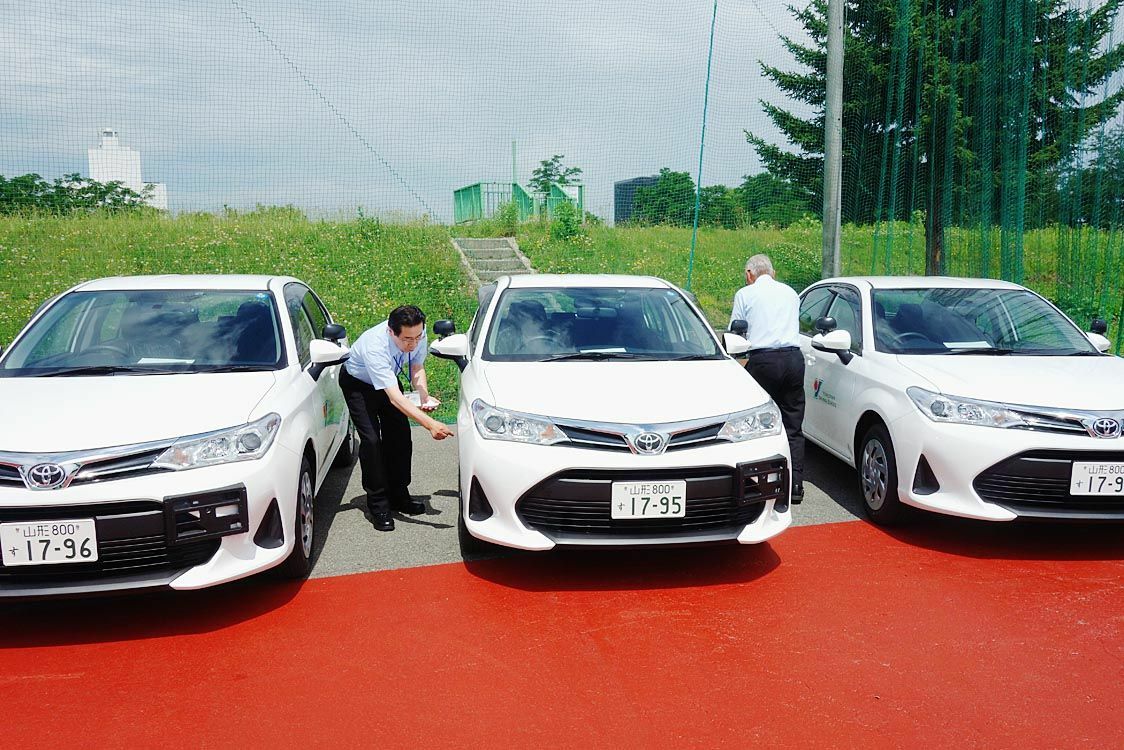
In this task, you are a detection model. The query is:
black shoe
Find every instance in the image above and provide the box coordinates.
[393,498,427,516]
[791,486,805,505]
[370,511,395,531]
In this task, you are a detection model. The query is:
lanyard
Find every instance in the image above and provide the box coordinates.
[393,350,413,391]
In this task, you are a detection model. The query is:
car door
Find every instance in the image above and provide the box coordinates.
[806,286,865,457]
[284,283,340,470]
[796,285,836,444]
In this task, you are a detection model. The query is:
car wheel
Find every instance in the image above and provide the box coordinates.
[858,424,906,525]
[332,420,358,470]
[278,456,315,579]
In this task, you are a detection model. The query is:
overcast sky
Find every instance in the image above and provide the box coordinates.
[1,0,811,222]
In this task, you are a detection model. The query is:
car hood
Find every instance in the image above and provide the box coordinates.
[0,372,277,453]
[479,359,767,424]
[896,355,1124,410]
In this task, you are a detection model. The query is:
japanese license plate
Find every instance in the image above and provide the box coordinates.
[0,519,98,566]
[1069,462,1124,496]
[610,481,687,519]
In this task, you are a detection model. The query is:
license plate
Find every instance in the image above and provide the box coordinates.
[610,480,687,519]
[0,519,98,566]
[1070,462,1124,496]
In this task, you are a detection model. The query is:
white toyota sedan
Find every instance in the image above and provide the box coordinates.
[431,274,792,552]
[797,276,1123,524]
[0,275,355,598]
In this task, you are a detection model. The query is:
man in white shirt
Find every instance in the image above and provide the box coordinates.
[730,254,805,503]
[341,305,454,531]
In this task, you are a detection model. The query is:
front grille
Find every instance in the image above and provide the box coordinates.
[974,450,1124,518]
[557,424,630,452]
[0,464,21,486]
[0,501,221,582]
[667,423,723,451]
[555,419,726,454]
[515,458,785,537]
[71,448,171,485]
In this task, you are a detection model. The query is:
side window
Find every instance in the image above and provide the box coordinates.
[469,285,497,351]
[799,287,835,336]
[284,284,316,367]
[302,291,329,339]
[826,288,863,353]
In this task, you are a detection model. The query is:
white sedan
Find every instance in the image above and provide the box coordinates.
[0,275,355,598]
[431,274,792,552]
[796,276,1123,523]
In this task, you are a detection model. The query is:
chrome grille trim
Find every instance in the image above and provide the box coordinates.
[0,438,177,490]
[554,413,731,455]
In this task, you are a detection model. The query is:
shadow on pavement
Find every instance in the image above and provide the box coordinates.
[0,577,303,648]
[871,512,1124,561]
[463,542,782,592]
[803,442,864,518]
[310,460,360,570]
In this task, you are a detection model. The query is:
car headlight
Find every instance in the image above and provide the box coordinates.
[471,399,568,446]
[906,387,1027,428]
[718,402,783,442]
[153,413,282,470]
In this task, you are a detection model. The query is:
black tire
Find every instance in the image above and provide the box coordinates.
[857,423,907,525]
[278,455,315,579]
[331,420,358,471]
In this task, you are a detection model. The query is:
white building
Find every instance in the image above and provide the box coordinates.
[87,128,168,210]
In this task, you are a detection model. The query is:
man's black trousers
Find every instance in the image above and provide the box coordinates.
[340,369,412,514]
[745,347,806,493]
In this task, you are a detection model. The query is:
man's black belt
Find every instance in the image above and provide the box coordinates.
[748,345,800,355]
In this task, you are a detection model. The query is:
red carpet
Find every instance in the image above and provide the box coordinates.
[2,520,1122,749]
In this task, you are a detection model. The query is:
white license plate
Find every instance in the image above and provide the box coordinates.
[0,519,98,566]
[610,480,687,519]
[1070,462,1124,496]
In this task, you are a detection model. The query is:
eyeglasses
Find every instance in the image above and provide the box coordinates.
[397,333,425,344]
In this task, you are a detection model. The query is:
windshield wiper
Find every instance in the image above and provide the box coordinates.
[944,347,1017,356]
[540,352,647,362]
[37,365,181,377]
[195,364,274,373]
[667,354,721,361]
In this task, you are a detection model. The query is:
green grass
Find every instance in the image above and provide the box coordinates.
[0,209,476,422]
[2,211,1119,421]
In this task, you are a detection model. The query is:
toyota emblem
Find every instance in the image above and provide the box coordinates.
[1091,418,1122,439]
[23,462,68,490]
[633,432,666,455]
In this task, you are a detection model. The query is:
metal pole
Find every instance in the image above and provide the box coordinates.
[512,140,517,186]
[822,0,845,278]
[687,0,718,292]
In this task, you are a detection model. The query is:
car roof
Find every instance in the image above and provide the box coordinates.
[504,273,675,289]
[817,275,1027,291]
[74,274,286,292]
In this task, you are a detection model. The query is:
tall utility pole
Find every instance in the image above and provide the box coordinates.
[822,0,844,278]
[687,0,719,291]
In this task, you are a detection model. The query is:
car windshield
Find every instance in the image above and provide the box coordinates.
[482,286,724,362]
[871,287,1097,356]
[0,289,285,376]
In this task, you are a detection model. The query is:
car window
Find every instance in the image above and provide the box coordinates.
[0,289,284,374]
[826,287,862,353]
[871,288,1096,355]
[469,284,497,351]
[302,290,330,339]
[286,299,315,367]
[799,287,834,336]
[483,286,723,361]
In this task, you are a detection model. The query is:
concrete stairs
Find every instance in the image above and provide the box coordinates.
[451,237,536,287]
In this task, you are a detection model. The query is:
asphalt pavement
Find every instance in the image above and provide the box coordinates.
[308,427,864,578]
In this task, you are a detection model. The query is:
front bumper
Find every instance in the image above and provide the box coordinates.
[0,444,302,598]
[888,414,1124,521]
[459,424,792,550]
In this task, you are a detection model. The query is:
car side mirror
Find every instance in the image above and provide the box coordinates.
[1091,317,1108,335]
[431,333,469,371]
[729,319,748,337]
[1087,331,1111,353]
[308,339,350,381]
[815,316,838,335]
[722,332,751,356]
[322,323,346,343]
[812,329,854,364]
[433,319,456,339]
